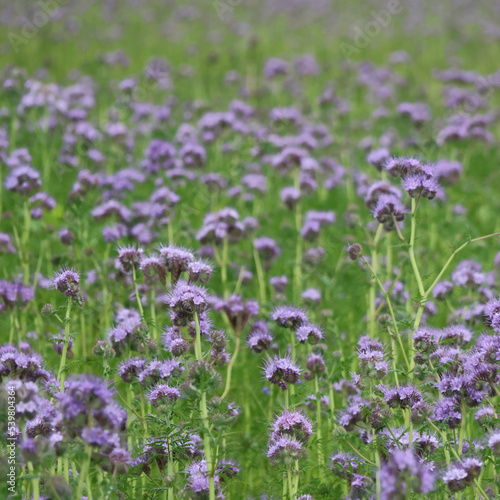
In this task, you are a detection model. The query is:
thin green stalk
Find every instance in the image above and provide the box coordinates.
[426,418,451,464]
[150,290,158,341]
[458,399,466,455]
[287,465,294,500]
[58,297,72,391]
[408,197,425,299]
[253,244,267,303]
[76,444,92,499]
[22,199,31,284]
[293,172,303,304]
[201,392,215,500]
[314,375,325,480]
[368,224,384,337]
[221,334,240,399]
[222,237,229,298]
[361,257,410,373]
[132,265,145,318]
[195,312,215,500]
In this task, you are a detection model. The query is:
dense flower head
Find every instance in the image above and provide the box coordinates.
[267,435,305,466]
[246,321,273,353]
[270,410,313,443]
[168,281,208,326]
[187,260,213,284]
[403,172,441,199]
[272,305,308,331]
[147,384,180,406]
[52,267,81,300]
[384,156,422,178]
[296,323,324,344]
[158,244,194,284]
[116,245,144,272]
[263,355,301,391]
[373,193,407,230]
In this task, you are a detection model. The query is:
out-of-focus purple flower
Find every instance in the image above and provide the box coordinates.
[379,449,435,498]
[214,294,259,332]
[246,321,273,353]
[301,288,321,305]
[5,166,41,195]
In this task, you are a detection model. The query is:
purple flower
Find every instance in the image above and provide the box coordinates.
[116,245,144,272]
[270,410,312,443]
[147,384,180,406]
[52,267,80,300]
[272,306,308,331]
[380,449,435,499]
[403,172,440,200]
[168,281,208,326]
[432,281,454,300]
[270,275,288,293]
[301,288,321,305]
[451,260,484,289]
[373,194,407,230]
[254,237,281,262]
[443,459,482,492]
[295,323,324,344]
[5,166,41,195]
[263,355,301,391]
[280,186,301,209]
[366,147,390,171]
[162,326,190,357]
[267,436,305,465]
[214,294,259,332]
[246,321,273,353]
[330,452,360,479]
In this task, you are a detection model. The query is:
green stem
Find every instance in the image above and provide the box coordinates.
[194,312,215,500]
[222,237,229,298]
[221,334,240,399]
[368,224,383,336]
[314,375,325,480]
[58,297,72,391]
[132,266,144,318]
[287,465,294,500]
[253,244,267,303]
[201,392,215,500]
[22,199,31,284]
[408,198,425,298]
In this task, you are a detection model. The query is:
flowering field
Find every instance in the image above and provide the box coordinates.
[1,1,500,499]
